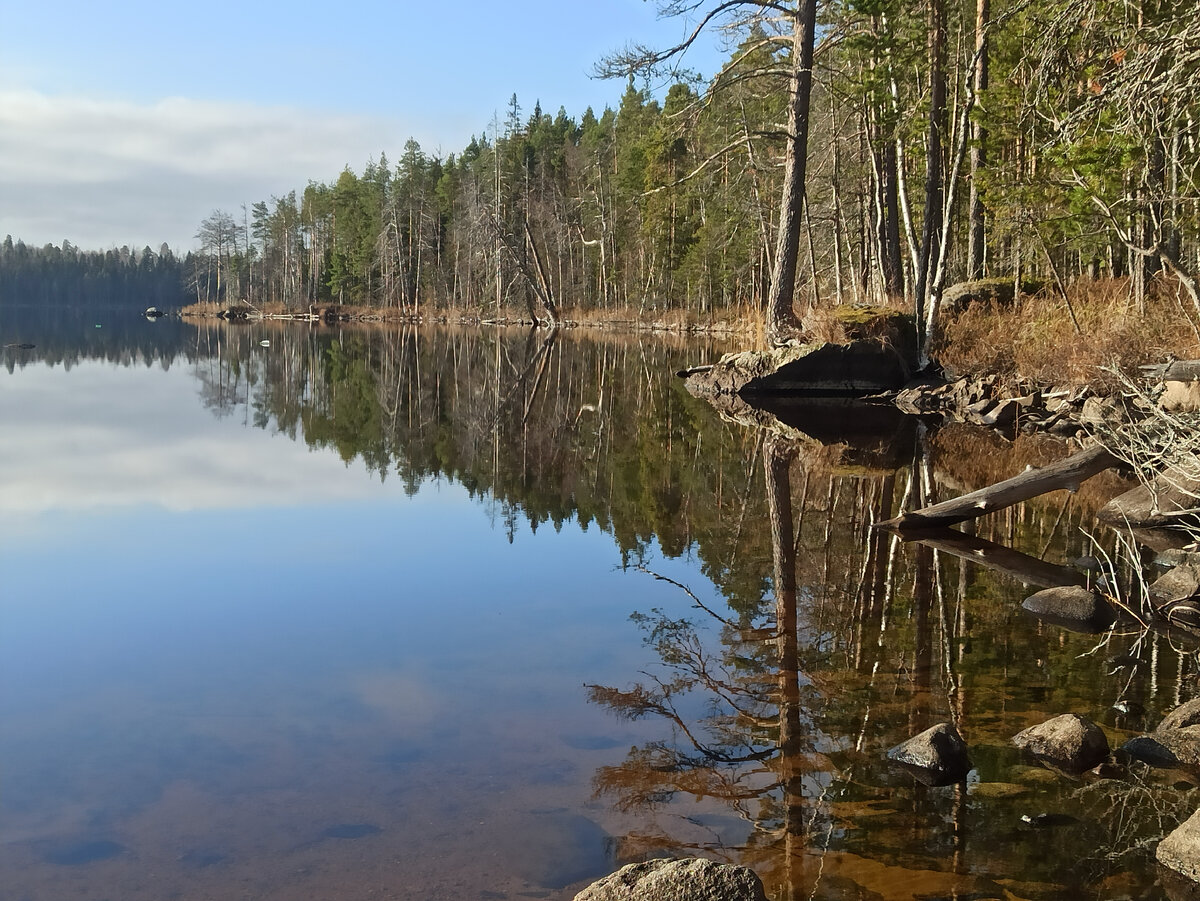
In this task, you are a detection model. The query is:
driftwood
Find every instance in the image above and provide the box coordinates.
[877,445,1118,531]
[1141,360,1200,381]
[900,528,1086,589]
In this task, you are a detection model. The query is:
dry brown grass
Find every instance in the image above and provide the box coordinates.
[179,299,229,317]
[934,277,1200,390]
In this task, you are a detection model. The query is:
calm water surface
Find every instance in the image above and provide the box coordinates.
[2,314,1198,900]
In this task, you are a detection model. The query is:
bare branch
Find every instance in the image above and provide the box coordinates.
[593,1,794,80]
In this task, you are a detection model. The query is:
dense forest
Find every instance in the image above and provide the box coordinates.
[3,1,1199,341]
[190,0,1200,326]
[0,238,192,310]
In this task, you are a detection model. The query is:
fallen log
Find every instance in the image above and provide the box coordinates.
[1141,360,1200,381]
[877,444,1118,531]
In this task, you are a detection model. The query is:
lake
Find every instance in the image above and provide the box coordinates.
[1,310,1197,900]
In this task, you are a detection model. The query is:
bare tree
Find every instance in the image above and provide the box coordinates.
[195,210,245,305]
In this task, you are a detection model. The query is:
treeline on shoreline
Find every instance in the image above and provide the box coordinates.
[0,238,193,310]
[3,1,1198,330]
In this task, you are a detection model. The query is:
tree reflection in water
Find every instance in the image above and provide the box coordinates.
[47,316,1200,898]
[588,420,1200,900]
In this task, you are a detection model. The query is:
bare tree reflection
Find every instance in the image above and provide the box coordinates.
[585,417,1200,898]
[587,432,848,896]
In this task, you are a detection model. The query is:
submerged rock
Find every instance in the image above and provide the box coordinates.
[1159,809,1200,883]
[1012,714,1109,773]
[1159,866,1200,901]
[1019,812,1079,829]
[886,722,972,785]
[1021,586,1116,633]
[574,858,768,901]
[1123,726,1200,769]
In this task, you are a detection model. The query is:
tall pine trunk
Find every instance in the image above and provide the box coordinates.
[766,0,818,346]
[966,0,990,279]
[915,0,947,355]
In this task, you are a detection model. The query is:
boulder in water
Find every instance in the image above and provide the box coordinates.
[574,858,768,901]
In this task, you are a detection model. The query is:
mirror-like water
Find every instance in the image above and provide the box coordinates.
[1,311,1196,900]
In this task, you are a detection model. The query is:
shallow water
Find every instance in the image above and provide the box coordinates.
[1,313,1197,900]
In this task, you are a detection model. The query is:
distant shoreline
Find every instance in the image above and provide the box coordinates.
[177,300,759,339]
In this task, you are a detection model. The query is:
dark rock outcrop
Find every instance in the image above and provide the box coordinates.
[886,723,972,786]
[684,341,914,399]
[574,858,768,901]
[1012,714,1109,772]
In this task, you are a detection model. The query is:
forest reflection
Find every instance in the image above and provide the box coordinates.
[181,320,749,557]
[15,316,1200,898]
[584,408,1200,899]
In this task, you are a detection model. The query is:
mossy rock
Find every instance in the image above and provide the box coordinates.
[806,305,918,361]
[941,278,1043,314]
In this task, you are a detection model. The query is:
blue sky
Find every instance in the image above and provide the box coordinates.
[0,1,734,252]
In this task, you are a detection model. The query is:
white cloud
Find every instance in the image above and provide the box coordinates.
[0,360,420,518]
[0,90,421,251]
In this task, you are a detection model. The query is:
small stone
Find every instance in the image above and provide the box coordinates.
[1021,586,1115,633]
[886,722,972,785]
